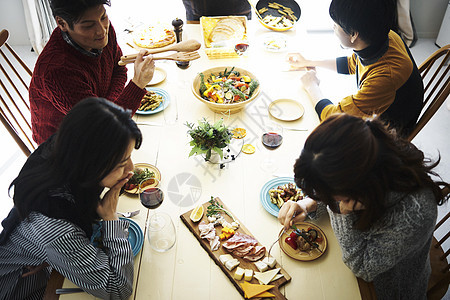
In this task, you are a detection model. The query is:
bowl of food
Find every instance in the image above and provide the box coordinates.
[192,66,260,114]
[256,0,301,32]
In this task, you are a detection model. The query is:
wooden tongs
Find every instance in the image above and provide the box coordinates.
[118,39,201,66]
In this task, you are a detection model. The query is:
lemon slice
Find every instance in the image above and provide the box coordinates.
[190,204,204,222]
[242,144,255,154]
[232,128,247,139]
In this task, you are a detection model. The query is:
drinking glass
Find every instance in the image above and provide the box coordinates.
[260,121,284,173]
[234,41,249,56]
[138,178,176,251]
[147,212,176,252]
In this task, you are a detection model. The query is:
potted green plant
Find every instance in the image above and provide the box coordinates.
[186,118,232,161]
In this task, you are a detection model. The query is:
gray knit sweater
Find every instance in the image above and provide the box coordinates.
[313,189,437,300]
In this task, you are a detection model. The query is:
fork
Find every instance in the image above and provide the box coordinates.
[116,210,140,218]
[267,227,287,258]
[267,212,297,257]
[118,51,200,66]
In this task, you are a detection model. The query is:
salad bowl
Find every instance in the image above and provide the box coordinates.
[192,66,260,114]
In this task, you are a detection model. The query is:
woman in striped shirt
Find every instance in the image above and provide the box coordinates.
[0,97,142,299]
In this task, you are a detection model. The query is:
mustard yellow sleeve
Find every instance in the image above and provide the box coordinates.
[319,74,397,121]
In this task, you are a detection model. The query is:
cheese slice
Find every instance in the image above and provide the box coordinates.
[253,291,276,298]
[254,268,280,285]
[254,260,268,272]
[234,267,245,280]
[240,282,274,299]
[225,258,240,271]
[271,273,284,282]
[219,254,234,264]
[244,269,253,281]
[262,256,277,268]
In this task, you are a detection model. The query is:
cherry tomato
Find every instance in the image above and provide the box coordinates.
[285,237,298,250]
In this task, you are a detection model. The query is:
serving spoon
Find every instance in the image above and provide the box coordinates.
[120,39,201,61]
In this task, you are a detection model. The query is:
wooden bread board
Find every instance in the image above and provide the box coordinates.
[180,197,291,299]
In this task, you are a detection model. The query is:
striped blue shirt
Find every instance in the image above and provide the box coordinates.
[0,212,133,299]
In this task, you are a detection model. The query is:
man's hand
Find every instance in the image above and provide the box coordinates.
[132,50,155,89]
[286,52,313,70]
[300,69,324,106]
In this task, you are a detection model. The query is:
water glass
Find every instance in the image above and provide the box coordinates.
[148,212,176,252]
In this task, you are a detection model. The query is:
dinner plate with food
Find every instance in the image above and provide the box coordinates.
[123,163,161,194]
[279,222,327,261]
[136,87,170,115]
[260,177,304,217]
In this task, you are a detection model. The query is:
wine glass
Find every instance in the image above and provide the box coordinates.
[139,178,163,211]
[234,41,249,56]
[138,178,176,252]
[260,121,284,173]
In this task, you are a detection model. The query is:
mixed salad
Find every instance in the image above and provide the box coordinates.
[199,67,259,104]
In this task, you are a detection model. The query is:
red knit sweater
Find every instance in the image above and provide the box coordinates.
[29,25,146,144]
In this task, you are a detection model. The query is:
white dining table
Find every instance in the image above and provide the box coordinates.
[52,18,364,300]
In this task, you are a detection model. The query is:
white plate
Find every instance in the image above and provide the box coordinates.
[269,99,304,121]
[146,67,167,86]
[261,33,288,52]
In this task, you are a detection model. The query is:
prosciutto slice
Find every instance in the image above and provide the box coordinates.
[199,221,220,251]
[223,232,266,261]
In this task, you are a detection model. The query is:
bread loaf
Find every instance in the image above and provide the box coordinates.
[209,17,245,43]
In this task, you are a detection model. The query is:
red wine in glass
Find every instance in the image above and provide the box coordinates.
[262,132,283,150]
[140,187,164,209]
[234,43,249,56]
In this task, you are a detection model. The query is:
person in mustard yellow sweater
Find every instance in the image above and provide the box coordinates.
[288,0,423,136]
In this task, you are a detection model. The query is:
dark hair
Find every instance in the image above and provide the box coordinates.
[50,0,111,28]
[10,98,142,224]
[329,0,396,45]
[294,114,449,230]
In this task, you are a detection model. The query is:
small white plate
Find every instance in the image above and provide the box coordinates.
[269,99,304,121]
[262,33,288,52]
[146,67,167,86]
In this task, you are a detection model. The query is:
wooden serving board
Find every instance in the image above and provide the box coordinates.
[180,197,291,299]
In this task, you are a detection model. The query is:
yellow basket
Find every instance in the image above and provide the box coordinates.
[200,16,248,59]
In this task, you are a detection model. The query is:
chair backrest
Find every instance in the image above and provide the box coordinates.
[408,44,450,141]
[427,186,450,299]
[0,29,35,156]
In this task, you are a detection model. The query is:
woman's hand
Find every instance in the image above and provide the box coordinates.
[97,172,133,221]
[339,199,365,215]
[278,198,317,230]
[132,50,155,89]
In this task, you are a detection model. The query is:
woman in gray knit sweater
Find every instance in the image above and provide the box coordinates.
[278,113,449,300]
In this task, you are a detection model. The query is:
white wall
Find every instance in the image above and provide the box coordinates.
[0,0,30,45]
[411,0,448,38]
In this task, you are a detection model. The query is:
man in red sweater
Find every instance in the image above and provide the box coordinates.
[29,0,155,144]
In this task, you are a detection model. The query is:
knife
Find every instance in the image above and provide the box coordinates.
[55,288,84,295]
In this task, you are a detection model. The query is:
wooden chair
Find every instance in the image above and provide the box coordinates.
[43,269,64,300]
[408,44,450,141]
[427,186,450,300]
[0,29,35,156]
